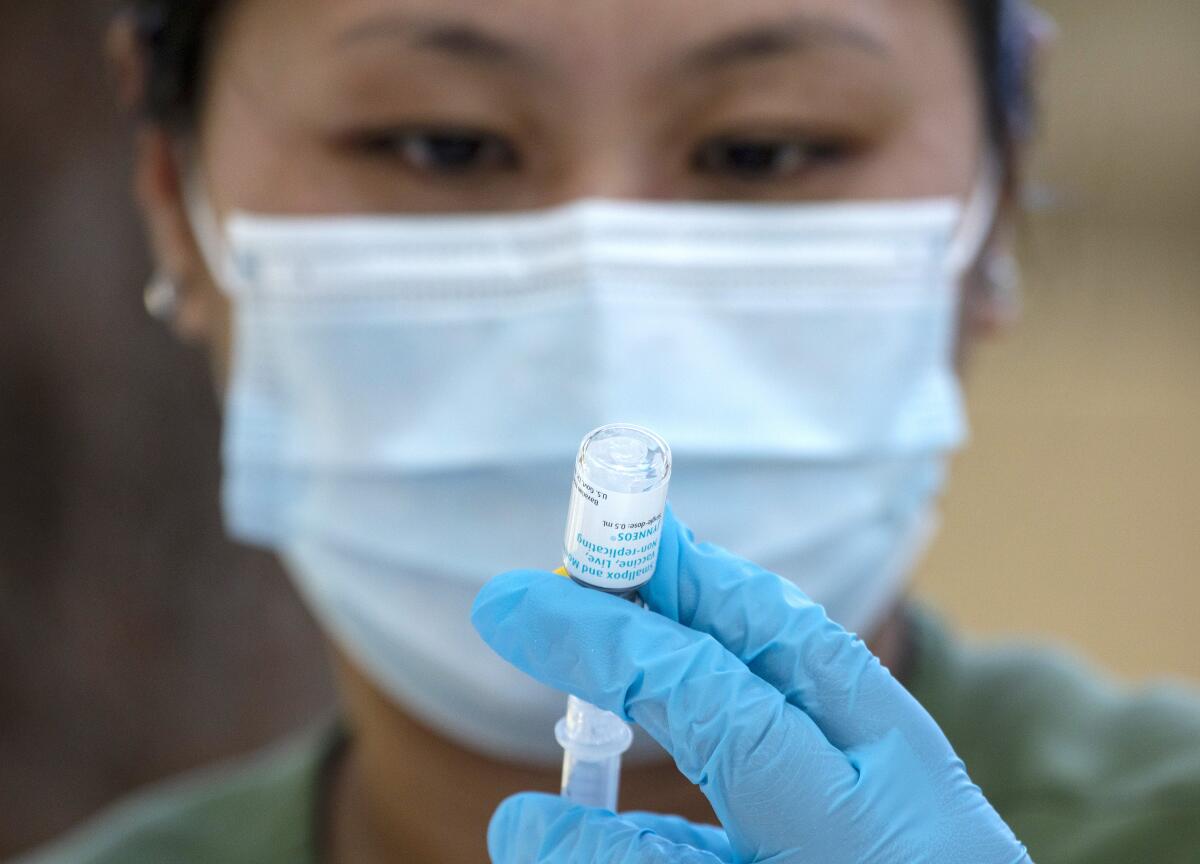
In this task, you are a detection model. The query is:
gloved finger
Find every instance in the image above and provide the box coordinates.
[488,793,729,864]
[472,570,855,835]
[619,811,732,859]
[644,505,940,752]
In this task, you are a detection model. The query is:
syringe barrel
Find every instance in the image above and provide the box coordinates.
[555,695,633,811]
[560,750,624,812]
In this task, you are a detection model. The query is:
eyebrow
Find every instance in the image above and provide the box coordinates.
[335,15,543,71]
[333,13,888,74]
[681,15,891,72]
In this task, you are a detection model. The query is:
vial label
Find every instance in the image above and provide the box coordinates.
[563,468,669,592]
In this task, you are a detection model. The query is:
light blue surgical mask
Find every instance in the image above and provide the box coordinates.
[190,177,996,764]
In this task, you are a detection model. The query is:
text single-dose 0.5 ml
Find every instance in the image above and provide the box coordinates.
[562,424,672,594]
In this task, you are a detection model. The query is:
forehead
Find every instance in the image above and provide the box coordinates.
[325,0,887,53]
[223,0,966,77]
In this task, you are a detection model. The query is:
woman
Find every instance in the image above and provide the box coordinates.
[20,0,1200,861]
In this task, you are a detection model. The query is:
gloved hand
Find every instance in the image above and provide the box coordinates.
[471,507,1031,864]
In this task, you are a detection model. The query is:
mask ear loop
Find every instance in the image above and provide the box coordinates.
[944,153,1004,280]
[182,168,242,296]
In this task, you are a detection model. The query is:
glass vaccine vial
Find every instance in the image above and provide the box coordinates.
[562,424,672,595]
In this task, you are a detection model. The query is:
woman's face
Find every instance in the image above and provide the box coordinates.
[196,0,984,215]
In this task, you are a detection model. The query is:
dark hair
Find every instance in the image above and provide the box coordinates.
[132,0,1037,150]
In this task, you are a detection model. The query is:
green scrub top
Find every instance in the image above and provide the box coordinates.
[14,608,1200,863]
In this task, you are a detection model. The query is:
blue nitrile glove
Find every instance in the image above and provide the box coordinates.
[471,507,1031,864]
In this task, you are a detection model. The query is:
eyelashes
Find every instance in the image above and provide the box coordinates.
[350,127,522,175]
[689,136,850,181]
[346,125,852,183]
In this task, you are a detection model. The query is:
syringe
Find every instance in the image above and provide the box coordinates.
[556,424,672,812]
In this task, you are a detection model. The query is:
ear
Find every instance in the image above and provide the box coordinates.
[107,12,226,347]
[958,10,1057,351]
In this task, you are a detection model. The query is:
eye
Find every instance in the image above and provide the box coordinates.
[690,136,847,181]
[352,127,521,175]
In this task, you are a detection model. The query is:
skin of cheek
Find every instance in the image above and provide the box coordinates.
[843,0,984,200]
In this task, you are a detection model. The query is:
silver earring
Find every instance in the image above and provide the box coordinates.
[144,270,181,322]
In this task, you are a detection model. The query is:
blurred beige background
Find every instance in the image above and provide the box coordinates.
[0,2,333,856]
[916,0,1200,682]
